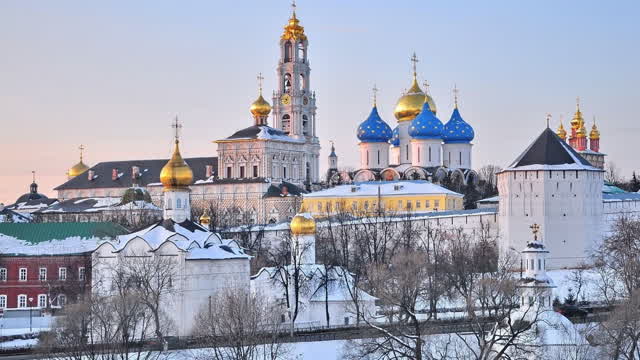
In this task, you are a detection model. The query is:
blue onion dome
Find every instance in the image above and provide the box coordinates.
[357,106,393,143]
[443,107,474,143]
[408,101,443,139]
[390,126,400,146]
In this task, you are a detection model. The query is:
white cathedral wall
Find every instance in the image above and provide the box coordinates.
[358,142,390,169]
[443,143,473,170]
[498,169,603,269]
[397,122,412,165]
[390,146,400,166]
[410,139,442,168]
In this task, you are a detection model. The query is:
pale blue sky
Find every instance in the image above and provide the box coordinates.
[1,0,638,203]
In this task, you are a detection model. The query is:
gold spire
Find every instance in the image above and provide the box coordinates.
[160,117,193,192]
[394,53,436,121]
[199,209,211,227]
[372,84,379,107]
[68,144,90,178]
[453,84,459,109]
[250,73,271,121]
[557,115,567,140]
[281,0,307,41]
[589,116,600,140]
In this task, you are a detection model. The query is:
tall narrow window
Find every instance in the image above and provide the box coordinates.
[58,294,67,307]
[284,42,292,63]
[429,147,432,162]
[366,151,369,166]
[18,295,27,308]
[377,150,380,165]
[39,267,47,281]
[0,268,6,281]
[240,166,245,178]
[38,294,47,308]
[459,152,462,165]
[226,166,232,178]
[406,145,409,160]
[0,295,6,309]
[253,165,258,178]
[78,267,85,281]
[283,166,287,179]
[59,267,67,281]
[19,268,27,281]
[418,147,421,162]
[176,198,182,209]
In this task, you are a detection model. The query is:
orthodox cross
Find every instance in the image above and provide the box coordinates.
[576,96,580,110]
[172,116,182,142]
[372,84,379,106]
[291,0,296,14]
[32,170,36,183]
[79,144,85,161]
[452,84,459,108]
[530,223,540,241]
[546,113,552,129]
[410,52,419,76]
[257,72,264,94]
[423,81,430,94]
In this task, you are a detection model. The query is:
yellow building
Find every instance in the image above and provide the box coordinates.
[303,180,464,216]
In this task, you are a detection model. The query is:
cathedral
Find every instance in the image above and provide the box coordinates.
[327,54,478,189]
[52,6,321,224]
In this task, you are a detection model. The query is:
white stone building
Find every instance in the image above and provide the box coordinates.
[251,212,377,328]
[92,136,251,337]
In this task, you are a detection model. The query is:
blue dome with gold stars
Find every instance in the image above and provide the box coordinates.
[357,106,393,143]
[390,126,400,146]
[443,107,474,143]
[409,102,443,139]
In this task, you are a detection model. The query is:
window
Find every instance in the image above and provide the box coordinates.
[176,198,182,209]
[351,202,357,210]
[38,294,47,308]
[398,200,403,209]
[240,166,245,178]
[39,267,47,281]
[226,166,232,178]
[18,295,27,308]
[19,268,27,281]
[425,199,430,208]
[434,200,440,209]
[317,202,322,211]
[407,200,412,209]
[58,294,67,307]
[253,165,258,178]
[59,267,67,281]
[0,295,6,309]
[429,147,432,162]
[281,314,286,323]
[538,259,541,270]
[416,200,421,209]
[344,317,350,325]
[79,267,86,281]
[366,150,369,166]
[283,166,287,179]
[0,268,6,281]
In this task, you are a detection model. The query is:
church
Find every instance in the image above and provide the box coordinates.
[327,54,478,189]
[52,6,321,225]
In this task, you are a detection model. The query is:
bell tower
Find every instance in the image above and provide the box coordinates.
[272,2,320,184]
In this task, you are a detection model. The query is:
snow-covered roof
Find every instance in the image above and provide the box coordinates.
[503,128,601,172]
[35,197,161,214]
[219,125,305,143]
[107,219,250,261]
[304,180,462,199]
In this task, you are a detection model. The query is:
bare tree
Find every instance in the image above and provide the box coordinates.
[192,288,291,360]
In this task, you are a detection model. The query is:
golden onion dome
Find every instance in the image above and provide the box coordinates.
[557,123,567,140]
[290,212,316,235]
[199,210,211,227]
[589,123,600,140]
[281,12,307,41]
[250,93,272,118]
[577,125,587,137]
[160,140,193,191]
[394,76,436,122]
[68,161,89,178]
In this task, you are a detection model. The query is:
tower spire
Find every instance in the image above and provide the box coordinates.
[171,116,182,143]
[546,113,551,129]
[257,72,264,96]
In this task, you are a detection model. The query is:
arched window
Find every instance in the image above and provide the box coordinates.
[176,198,182,209]
[297,42,305,61]
[306,162,311,183]
[428,147,432,162]
[166,199,172,210]
[366,150,369,166]
[284,73,292,93]
[284,42,292,63]
[282,114,291,134]
[302,114,309,136]
[283,166,287,179]
[459,152,462,165]
[299,73,305,91]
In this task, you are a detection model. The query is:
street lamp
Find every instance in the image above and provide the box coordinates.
[28,297,34,333]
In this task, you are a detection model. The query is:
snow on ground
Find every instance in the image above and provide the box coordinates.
[0,316,53,336]
[0,338,38,349]
[171,340,348,360]
[547,269,605,302]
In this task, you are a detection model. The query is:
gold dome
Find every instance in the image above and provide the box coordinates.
[199,210,211,226]
[557,123,567,140]
[160,140,193,191]
[577,125,587,138]
[68,161,89,178]
[250,94,271,118]
[570,99,584,130]
[281,12,307,41]
[589,123,600,140]
[393,76,436,122]
[290,212,316,235]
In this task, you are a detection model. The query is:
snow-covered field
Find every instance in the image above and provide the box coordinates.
[0,316,53,336]
[0,338,38,349]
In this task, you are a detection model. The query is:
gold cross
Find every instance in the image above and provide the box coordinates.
[79,144,85,161]
[257,72,264,94]
[291,0,296,14]
[576,96,580,110]
[410,52,419,75]
[32,170,35,183]
[423,80,430,94]
[372,84,379,106]
[452,84,459,108]
[172,116,182,142]
[530,223,540,241]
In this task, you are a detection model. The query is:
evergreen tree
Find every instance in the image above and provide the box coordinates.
[463,184,481,209]
[631,171,640,192]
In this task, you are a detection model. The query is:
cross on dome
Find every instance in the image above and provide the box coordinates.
[257,72,264,94]
[372,84,379,106]
[32,170,35,183]
[423,81,430,95]
[172,116,182,142]
[452,84,459,108]
[530,223,540,241]
[79,144,85,161]
[410,52,419,76]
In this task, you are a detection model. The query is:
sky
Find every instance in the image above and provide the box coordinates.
[1,0,639,204]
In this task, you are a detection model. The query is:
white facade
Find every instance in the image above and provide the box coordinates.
[397,121,413,165]
[163,189,190,223]
[443,143,472,170]
[359,142,390,169]
[411,139,442,168]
